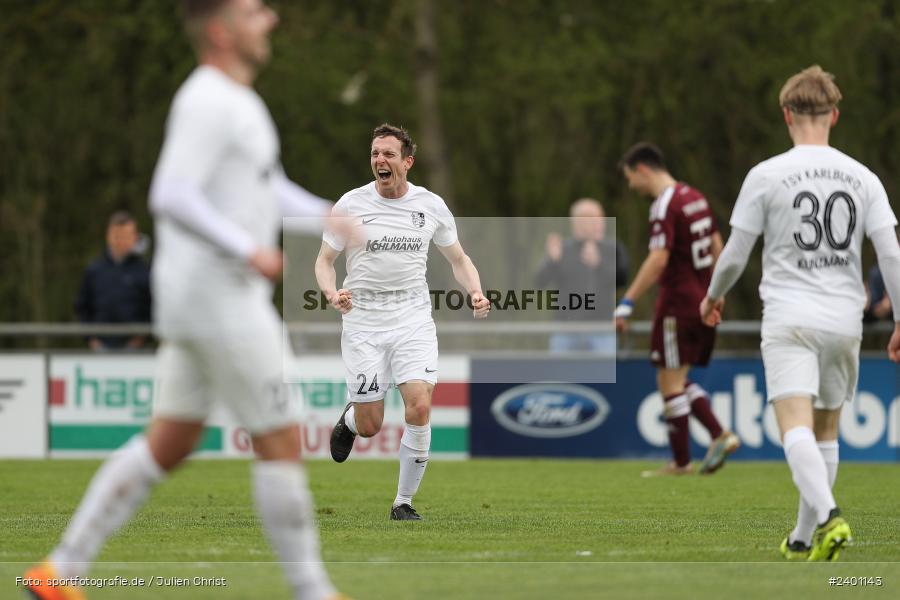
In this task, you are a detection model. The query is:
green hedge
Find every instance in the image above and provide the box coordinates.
[1,0,897,329]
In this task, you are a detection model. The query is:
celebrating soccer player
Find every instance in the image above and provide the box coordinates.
[701,65,900,561]
[615,143,740,477]
[315,124,490,521]
[25,2,343,599]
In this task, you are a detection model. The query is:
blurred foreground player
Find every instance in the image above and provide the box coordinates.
[615,143,740,477]
[25,1,343,599]
[701,65,900,561]
[316,124,490,520]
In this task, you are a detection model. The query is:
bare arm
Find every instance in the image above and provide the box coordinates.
[710,231,724,264]
[622,248,670,304]
[314,242,352,313]
[614,248,669,332]
[437,241,490,318]
[437,241,482,295]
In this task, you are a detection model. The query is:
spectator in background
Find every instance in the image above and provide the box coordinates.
[864,265,892,321]
[75,210,151,350]
[536,198,628,353]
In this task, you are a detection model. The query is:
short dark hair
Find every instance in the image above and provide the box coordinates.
[619,142,667,171]
[372,123,416,158]
[180,0,231,22]
[108,210,136,228]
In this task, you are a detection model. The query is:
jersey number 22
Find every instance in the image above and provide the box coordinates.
[690,216,714,269]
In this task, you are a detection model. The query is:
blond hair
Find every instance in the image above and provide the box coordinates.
[779,65,842,115]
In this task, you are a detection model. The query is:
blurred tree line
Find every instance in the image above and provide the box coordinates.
[1,0,897,329]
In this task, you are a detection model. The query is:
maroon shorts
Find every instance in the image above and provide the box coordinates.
[650,314,716,368]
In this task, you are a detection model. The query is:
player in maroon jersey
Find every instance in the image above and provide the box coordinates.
[615,142,740,476]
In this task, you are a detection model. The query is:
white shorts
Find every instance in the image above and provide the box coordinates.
[341,320,438,403]
[153,307,301,434]
[760,326,860,410]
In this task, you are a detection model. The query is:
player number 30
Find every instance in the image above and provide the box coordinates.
[793,191,857,251]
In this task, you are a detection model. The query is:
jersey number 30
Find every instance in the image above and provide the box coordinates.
[793,191,856,251]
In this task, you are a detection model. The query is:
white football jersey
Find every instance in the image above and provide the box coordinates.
[323,181,457,331]
[151,66,281,337]
[730,145,896,338]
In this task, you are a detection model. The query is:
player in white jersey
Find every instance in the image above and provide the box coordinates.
[316,124,490,520]
[25,3,343,600]
[700,65,900,562]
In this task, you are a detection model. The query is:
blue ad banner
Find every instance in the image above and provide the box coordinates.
[470,357,900,461]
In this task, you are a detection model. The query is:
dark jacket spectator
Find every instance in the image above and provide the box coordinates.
[864,264,891,322]
[536,198,629,353]
[536,199,629,322]
[75,211,151,349]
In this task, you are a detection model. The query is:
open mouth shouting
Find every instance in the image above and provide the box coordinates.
[370,134,411,198]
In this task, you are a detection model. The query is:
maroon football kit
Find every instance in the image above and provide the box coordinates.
[647,183,718,368]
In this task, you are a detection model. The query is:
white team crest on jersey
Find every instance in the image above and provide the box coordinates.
[411,211,426,228]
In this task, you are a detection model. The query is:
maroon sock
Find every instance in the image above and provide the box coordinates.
[663,393,691,467]
[685,381,723,439]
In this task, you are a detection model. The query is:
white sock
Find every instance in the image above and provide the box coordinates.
[50,436,165,577]
[685,382,704,401]
[783,426,837,525]
[344,405,359,435]
[790,440,839,545]
[394,423,430,507]
[819,440,840,487]
[252,461,335,600]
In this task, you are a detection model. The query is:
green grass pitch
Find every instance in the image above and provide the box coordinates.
[2,459,898,599]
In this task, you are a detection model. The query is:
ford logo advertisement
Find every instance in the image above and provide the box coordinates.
[472,358,900,460]
[490,384,611,438]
